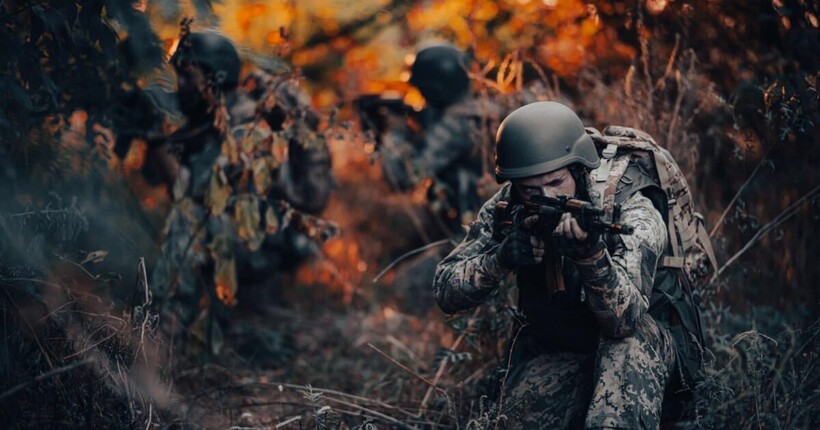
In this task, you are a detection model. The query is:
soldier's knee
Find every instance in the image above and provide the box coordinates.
[599,315,666,352]
[595,314,674,377]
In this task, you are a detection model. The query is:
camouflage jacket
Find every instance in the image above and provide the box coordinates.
[154,94,335,309]
[229,74,332,215]
[433,177,667,343]
[384,95,499,226]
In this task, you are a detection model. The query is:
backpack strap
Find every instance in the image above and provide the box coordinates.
[594,143,619,183]
[592,144,631,225]
[696,215,719,272]
[650,150,685,269]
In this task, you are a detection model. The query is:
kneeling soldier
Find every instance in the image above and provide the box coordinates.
[434,101,675,429]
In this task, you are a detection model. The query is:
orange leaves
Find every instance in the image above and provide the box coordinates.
[234,195,265,251]
[216,283,238,307]
[266,30,286,46]
[215,1,295,49]
[210,234,238,307]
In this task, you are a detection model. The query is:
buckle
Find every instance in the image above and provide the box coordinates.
[594,159,611,183]
[602,143,618,159]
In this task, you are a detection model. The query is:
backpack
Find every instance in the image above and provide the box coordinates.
[586,126,718,397]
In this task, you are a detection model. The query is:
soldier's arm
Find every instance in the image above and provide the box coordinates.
[145,143,181,188]
[416,114,473,177]
[278,138,332,214]
[433,188,512,314]
[576,191,667,338]
[275,82,334,214]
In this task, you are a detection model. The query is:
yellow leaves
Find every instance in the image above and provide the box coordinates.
[216,1,295,49]
[266,30,286,45]
[204,168,231,216]
[265,205,280,235]
[252,157,274,196]
[234,194,265,251]
[646,0,669,15]
[209,233,238,307]
[403,87,426,112]
[472,2,500,21]
[271,132,289,165]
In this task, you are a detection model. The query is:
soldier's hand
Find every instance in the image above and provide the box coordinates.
[497,215,545,268]
[553,212,605,261]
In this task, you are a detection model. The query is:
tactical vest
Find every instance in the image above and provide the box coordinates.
[587,125,718,393]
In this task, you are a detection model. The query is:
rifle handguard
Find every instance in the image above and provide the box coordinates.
[523,195,635,235]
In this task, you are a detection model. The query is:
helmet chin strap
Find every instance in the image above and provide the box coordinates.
[569,164,590,201]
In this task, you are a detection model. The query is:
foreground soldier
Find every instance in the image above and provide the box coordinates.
[434,102,679,429]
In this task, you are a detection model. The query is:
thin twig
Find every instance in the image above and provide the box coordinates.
[320,396,420,429]
[367,343,443,392]
[665,52,693,150]
[418,307,481,416]
[711,185,820,283]
[710,141,779,237]
[134,258,152,367]
[494,324,527,430]
[191,380,421,418]
[372,239,454,283]
[51,252,101,281]
[0,286,55,371]
[0,358,94,401]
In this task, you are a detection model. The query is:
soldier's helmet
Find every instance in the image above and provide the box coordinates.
[495,101,599,183]
[171,31,241,91]
[409,44,470,108]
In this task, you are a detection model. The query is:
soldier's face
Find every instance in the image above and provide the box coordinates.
[513,167,577,201]
[176,64,213,119]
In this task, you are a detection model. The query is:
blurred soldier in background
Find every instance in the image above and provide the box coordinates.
[362,44,501,314]
[379,43,500,235]
[227,66,334,299]
[148,30,334,351]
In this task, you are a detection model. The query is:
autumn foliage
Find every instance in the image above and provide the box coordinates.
[1,0,818,428]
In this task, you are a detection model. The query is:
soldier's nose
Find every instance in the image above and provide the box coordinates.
[540,187,554,198]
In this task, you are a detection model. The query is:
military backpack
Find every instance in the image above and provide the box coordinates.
[586,125,718,395]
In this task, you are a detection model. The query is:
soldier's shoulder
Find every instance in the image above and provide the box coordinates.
[446,96,501,119]
[274,79,312,109]
[478,183,511,215]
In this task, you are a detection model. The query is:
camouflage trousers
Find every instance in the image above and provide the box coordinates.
[151,199,237,341]
[504,315,675,430]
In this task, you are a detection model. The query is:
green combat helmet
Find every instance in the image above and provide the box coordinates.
[171,31,241,91]
[409,44,470,108]
[495,101,600,182]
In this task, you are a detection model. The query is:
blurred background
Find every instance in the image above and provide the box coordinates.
[0,0,817,428]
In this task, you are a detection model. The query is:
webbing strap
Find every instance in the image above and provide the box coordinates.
[661,256,685,268]
[593,143,619,183]
[696,218,719,271]
[652,151,682,259]
[600,156,631,224]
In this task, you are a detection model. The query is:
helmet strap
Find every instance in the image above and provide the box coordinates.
[569,164,591,201]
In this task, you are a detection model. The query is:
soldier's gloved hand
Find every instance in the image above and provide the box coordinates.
[497,215,545,268]
[552,212,606,261]
[380,140,416,192]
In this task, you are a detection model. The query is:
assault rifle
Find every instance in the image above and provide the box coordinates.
[354,94,417,147]
[521,195,635,236]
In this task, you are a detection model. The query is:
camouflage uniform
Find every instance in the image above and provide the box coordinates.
[434,176,676,429]
[384,95,498,231]
[151,124,284,334]
[152,81,333,340]
[229,72,332,215]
